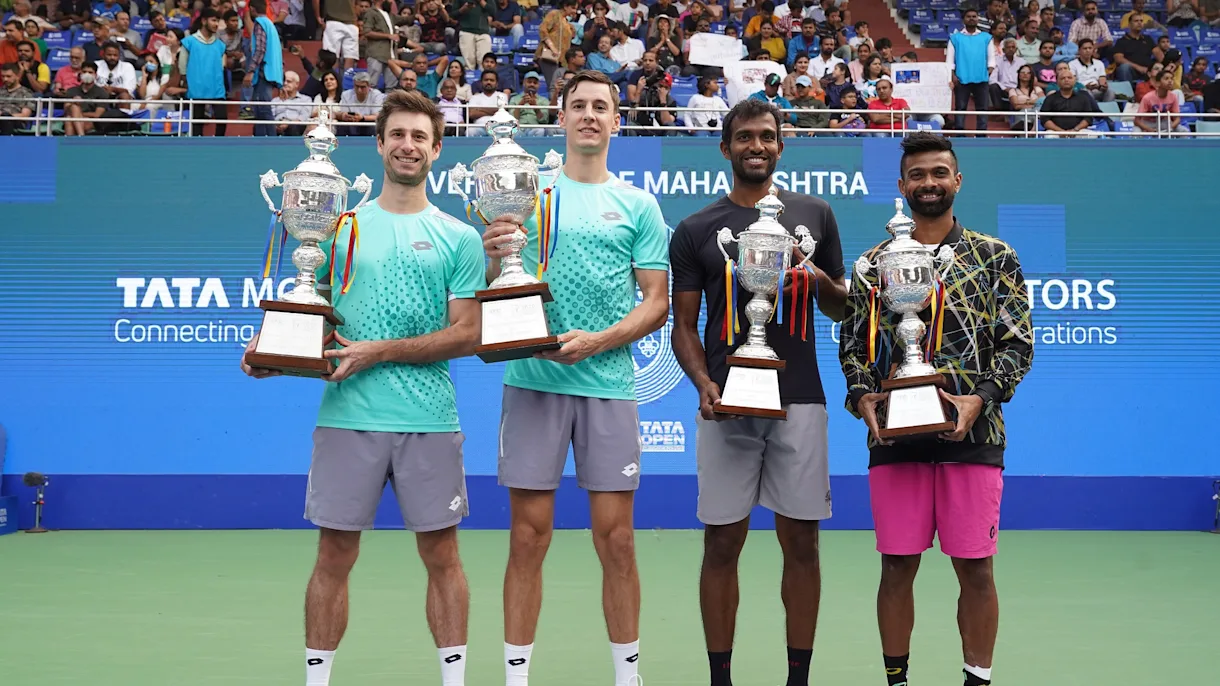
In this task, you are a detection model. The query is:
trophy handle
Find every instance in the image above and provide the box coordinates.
[716,227,737,264]
[540,149,563,173]
[793,225,817,270]
[350,174,374,210]
[449,163,472,205]
[854,255,877,284]
[259,170,281,214]
[935,244,956,280]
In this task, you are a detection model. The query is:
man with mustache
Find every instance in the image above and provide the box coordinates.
[241,91,485,686]
[670,97,847,686]
[480,70,669,686]
[838,132,1034,686]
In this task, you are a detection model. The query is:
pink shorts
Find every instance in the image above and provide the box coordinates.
[869,462,1003,559]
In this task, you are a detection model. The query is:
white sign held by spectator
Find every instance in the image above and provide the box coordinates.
[689,33,745,68]
[890,62,952,113]
[723,60,788,106]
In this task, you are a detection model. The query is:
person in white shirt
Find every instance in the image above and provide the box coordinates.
[336,71,386,136]
[807,35,845,82]
[609,21,645,69]
[684,74,729,134]
[613,0,648,35]
[273,71,314,135]
[95,41,137,110]
[1068,38,1114,102]
[989,37,1022,110]
[466,69,510,135]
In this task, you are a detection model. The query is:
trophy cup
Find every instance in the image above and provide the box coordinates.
[713,191,816,420]
[854,198,957,439]
[449,108,564,363]
[245,110,374,377]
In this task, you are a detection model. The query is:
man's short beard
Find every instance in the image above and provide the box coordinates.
[904,189,955,218]
[731,155,777,185]
[385,157,431,187]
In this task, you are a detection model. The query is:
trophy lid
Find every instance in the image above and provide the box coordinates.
[742,187,791,237]
[478,108,535,160]
[885,197,917,240]
[292,109,344,177]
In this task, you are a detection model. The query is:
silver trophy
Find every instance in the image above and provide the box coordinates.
[713,190,816,419]
[449,108,565,363]
[853,198,956,438]
[246,110,375,377]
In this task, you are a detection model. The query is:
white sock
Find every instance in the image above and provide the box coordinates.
[964,664,992,681]
[305,648,336,686]
[439,645,467,686]
[610,640,640,686]
[505,642,534,686]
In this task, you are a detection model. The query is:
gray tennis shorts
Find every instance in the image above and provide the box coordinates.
[498,386,642,492]
[695,403,832,526]
[305,427,469,532]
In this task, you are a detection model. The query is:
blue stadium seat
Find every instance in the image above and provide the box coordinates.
[909,118,942,130]
[711,21,727,33]
[167,15,190,30]
[1145,0,1166,9]
[1204,27,1220,43]
[43,30,72,49]
[47,48,71,71]
[521,35,539,50]
[922,22,949,43]
[910,8,934,26]
[928,0,955,11]
[133,16,152,31]
[491,35,513,54]
[1115,0,1133,10]
[669,75,698,107]
[74,30,94,46]
[465,69,479,85]
[940,9,962,23]
[897,0,924,11]
[1195,44,1218,61]
[1170,28,1197,44]
[513,52,536,68]
[1105,14,1124,32]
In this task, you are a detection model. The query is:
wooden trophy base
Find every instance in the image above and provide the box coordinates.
[713,356,788,420]
[245,300,344,378]
[877,372,956,440]
[474,282,562,363]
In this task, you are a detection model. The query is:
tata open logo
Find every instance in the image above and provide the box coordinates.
[639,420,686,453]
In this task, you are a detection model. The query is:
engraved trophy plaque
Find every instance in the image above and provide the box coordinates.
[246,110,374,377]
[713,191,816,420]
[450,108,564,363]
[854,198,957,439]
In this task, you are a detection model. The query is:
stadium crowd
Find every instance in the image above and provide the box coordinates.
[1,0,1219,135]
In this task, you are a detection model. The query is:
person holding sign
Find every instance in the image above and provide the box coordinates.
[838,133,1033,686]
[670,98,846,686]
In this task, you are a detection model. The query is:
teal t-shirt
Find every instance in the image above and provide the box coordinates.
[315,201,487,433]
[502,172,670,400]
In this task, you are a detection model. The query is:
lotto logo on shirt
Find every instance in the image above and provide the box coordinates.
[639,421,686,453]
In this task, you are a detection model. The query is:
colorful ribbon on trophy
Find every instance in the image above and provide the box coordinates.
[328,211,361,296]
[866,285,881,367]
[261,211,288,283]
[722,260,741,346]
[925,276,946,361]
[464,201,490,225]
[536,187,557,279]
[773,269,784,327]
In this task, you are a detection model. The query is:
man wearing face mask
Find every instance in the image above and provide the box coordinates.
[62,61,129,135]
[465,68,507,135]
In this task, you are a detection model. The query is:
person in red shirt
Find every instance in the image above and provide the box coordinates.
[867,76,909,132]
[1,19,40,63]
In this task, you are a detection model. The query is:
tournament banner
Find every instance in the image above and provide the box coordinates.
[1,137,1217,529]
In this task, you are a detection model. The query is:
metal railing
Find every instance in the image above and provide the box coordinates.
[18,97,1220,138]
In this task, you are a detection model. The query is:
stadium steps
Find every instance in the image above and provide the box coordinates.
[850,0,938,60]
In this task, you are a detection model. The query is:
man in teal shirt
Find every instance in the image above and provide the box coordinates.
[481,70,670,686]
[242,91,485,686]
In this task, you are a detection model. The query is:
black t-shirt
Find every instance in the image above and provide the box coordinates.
[1113,33,1154,68]
[1039,90,1095,129]
[671,190,846,405]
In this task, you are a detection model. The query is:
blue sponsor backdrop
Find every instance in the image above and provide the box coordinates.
[1,137,1217,531]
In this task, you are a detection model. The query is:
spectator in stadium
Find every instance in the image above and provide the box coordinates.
[1165,0,1200,28]
[362,0,412,90]
[490,0,526,48]
[290,46,337,99]
[480,50,518,96]
[747,19,786,62]
[900,50,918,62]
[96,41,136,102]
[1049,27,1077,62]
[855,54,885,99]
[60,61,125,135]
[335,71,384,135]
[0,61,34,133]
[11,0,54,31]
[583,0,614,54]
[1158,47,1184,92]
[155,29,185,81]
[1069,38,1113,102]
[830,86,867,133]
[1136,67,1186,133]
[82,22,109,62]
[53,46,86,95]
[773,0,803,38]
[1039,66,1094,134]
[456,0,492,71]
[681,17,722,78]
[650,0,683,34]
[808,34,844,82]
[134,52,170,111]
[23,21,47,60]
[446,60,472,100]
[144,12,174,57]
[436,77,466,135]
[2,19,32,64]
[1122,0,1164,30]
[948,8,995,134]
[417,0,454,54]
[111,12,144,63]
[1112,15,1155,82]
[507,70,551,135]
[626,50,664,102]
[180,9,228,136]
[246,0,284,137]
[648,15,682,69]
[1068,1,1113,53]
[1015,18,1041,64]
[976,0,1014,34]
[57,0,93,30]
[783,52,814,95]
[866,75,907,133]
[1151,34,1174,65]
[1133,61,1165,100]
[628,68,678,134]
[564,47,586,74]
[1036,6,1057,41]
[874,36,894,70]
[466,69,509,135]
[683,74,729,135]
[990,37,1021,110]
[846,41,871,82]
[823,61,851,107]
[1183,56,1210,110]
[318,0,359,71]
[92,0,122,23]
[787,19,819,69]
[748,72,796,124]
[725,23,749,58]
[850,20,872,52]
[1007,63,1042,129]
[818,7,852,59]
[14,40,49,94]
[682,1,711,34]
[1032,40,1058,88]
[393,67,418,92]
[610,20,645,70]
[1206,0,1220,27]
[397,52,448,98]
[1202,73,1220,113]
[988,20,1009,56]
[615,0,649,37]
[272,70,312,135]
[789,74,829,133]
[536,0,577,85]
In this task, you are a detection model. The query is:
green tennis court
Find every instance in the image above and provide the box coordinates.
[0,530,1212,685]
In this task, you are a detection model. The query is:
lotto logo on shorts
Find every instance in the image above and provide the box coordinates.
[449,496,462,511]
[639,420,686,453]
